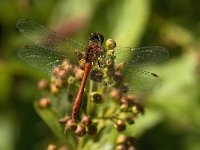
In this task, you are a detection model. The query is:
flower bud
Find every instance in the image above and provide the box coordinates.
[58,69,67,79]
[67,76,76,84]
[61,59,72,71]
[106,39,116,50]
[106,58,114,66]
[115,144,126,150]
[54,78,64,88]
[65,119,77,131]
[107,49,115,56]
[47,144,57,150]
[39,97,51,108]
[74,67,84,80]
[116,134,127,144]
[131,106,138,114]
[50,83,59,94]
[120,103,129,112]
[115,120,126,132]
[38,79,48,90]
[81,115,92,126]
[120,96,129,104]
[75,124,86,137]
[53,66,61,76]
[91,93,103,103]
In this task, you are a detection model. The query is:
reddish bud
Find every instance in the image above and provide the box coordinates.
[65,119,77,131]
[61,59,72,71]
[120,96,129,104]
[75,124,86,137]
[39,97,51,108]
[58,69,67,79]
[115,120,126,132]
[38,79,48,90]
[81,115,92,126]
[53,66,61,76]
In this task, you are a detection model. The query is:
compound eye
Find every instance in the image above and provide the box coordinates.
[89,32,104,44]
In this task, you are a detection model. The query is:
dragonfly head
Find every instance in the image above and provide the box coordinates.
[89,32,104,44]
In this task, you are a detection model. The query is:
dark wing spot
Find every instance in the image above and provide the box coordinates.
[151,73,159,77]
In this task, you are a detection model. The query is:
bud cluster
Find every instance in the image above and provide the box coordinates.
[53,59,72,79]
[61,115,97,137]
[36,38,144,150]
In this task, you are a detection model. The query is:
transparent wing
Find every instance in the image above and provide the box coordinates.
[122,68,161,90]
[89,68,161,90]
[115,46,169,67]
[16,19,85,64]
[18,46,67,75]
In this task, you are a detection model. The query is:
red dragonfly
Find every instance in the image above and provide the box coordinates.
[17,19,169,120]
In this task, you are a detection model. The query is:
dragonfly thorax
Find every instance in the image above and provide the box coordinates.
[85,42,105,64]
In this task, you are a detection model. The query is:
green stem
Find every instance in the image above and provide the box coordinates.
[86,80,94,115]
[77,138,83,150]
[93,114,119,121]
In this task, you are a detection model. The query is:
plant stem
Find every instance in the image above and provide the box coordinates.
[77,138,83,150]
[86,80,94,115]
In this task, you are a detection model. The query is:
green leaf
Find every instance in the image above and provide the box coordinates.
[34,101,77,149]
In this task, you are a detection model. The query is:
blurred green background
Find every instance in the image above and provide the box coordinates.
[0,0,200,150]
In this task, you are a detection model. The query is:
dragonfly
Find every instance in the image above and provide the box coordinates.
[16,19,169,120]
